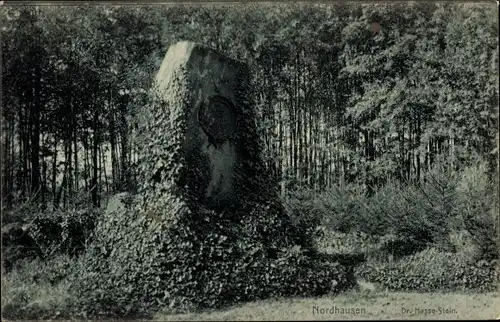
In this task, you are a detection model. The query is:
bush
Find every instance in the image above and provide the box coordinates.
[304,159,497,265]
[455,161,499,261]
[316,230,381,255]
[283,190,327,249]
[448,229,483,264]
[24,207,99,257]
[371,162,462,256]
[284,185,367,236]
[287,180,451,259]
[356,248,500,292]
[311,160,481,258]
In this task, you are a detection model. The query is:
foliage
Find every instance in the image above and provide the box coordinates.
[299,159,497,259]
[283,190,328,245]
[70,202,353,318]
[23,207,99,257]
[2,3,497,209]
[356,248,500,293]
[1,223,42,272]
[455,161,499,260]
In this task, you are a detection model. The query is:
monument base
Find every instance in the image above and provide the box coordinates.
[71,192,354,317]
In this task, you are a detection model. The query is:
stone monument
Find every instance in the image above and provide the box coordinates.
[73,41,351,317]
[146,41,263,211]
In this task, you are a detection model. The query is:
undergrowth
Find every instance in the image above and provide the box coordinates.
[2,161,498,319]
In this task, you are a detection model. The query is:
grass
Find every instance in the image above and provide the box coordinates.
[3,264,498,321]
[1,257,74,320]
[154,291,500,321]
[2,253,499,320]
[2,228,499,320]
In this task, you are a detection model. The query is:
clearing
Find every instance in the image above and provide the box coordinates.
[155,291,500,321]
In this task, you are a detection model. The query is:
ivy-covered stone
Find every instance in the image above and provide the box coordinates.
[71,41,353,318]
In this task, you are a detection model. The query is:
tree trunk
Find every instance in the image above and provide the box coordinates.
[84,132,89,192]
[416,112,421,182]
[119,104,129,190]
[278,100,284,195]
[109,88,118,189]
[100,145,109,194]
[63,143,70,208]
[91,108,99,207]
[67,127,73,201]
[74,113,79,193]
[52,138,58,206]
[3,119,12,206]
[40,134,47,208]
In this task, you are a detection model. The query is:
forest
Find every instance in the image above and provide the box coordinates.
[2,3,497,209]
[1,2,499,320]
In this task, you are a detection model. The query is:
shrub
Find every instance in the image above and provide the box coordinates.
[340,161,461,257]
[354,183,399,237]
[302,168,459,258]
[285,185,367,236]
[283,189,327,249]
[1,202,35,226]
[311,159,496,263]
[455,161,499,261]
[291,159,462,256]
[448,229,483,264]
[319,185,367,234]
[356,248,500,292]
[376,163,461,256]
[316,230,381,255]
[23,207,99,257]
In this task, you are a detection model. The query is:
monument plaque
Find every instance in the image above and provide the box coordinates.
[198,95,238,148]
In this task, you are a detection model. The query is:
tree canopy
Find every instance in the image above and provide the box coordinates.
[1,3,498,208]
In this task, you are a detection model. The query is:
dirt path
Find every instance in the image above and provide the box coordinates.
[155,291,500,321]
